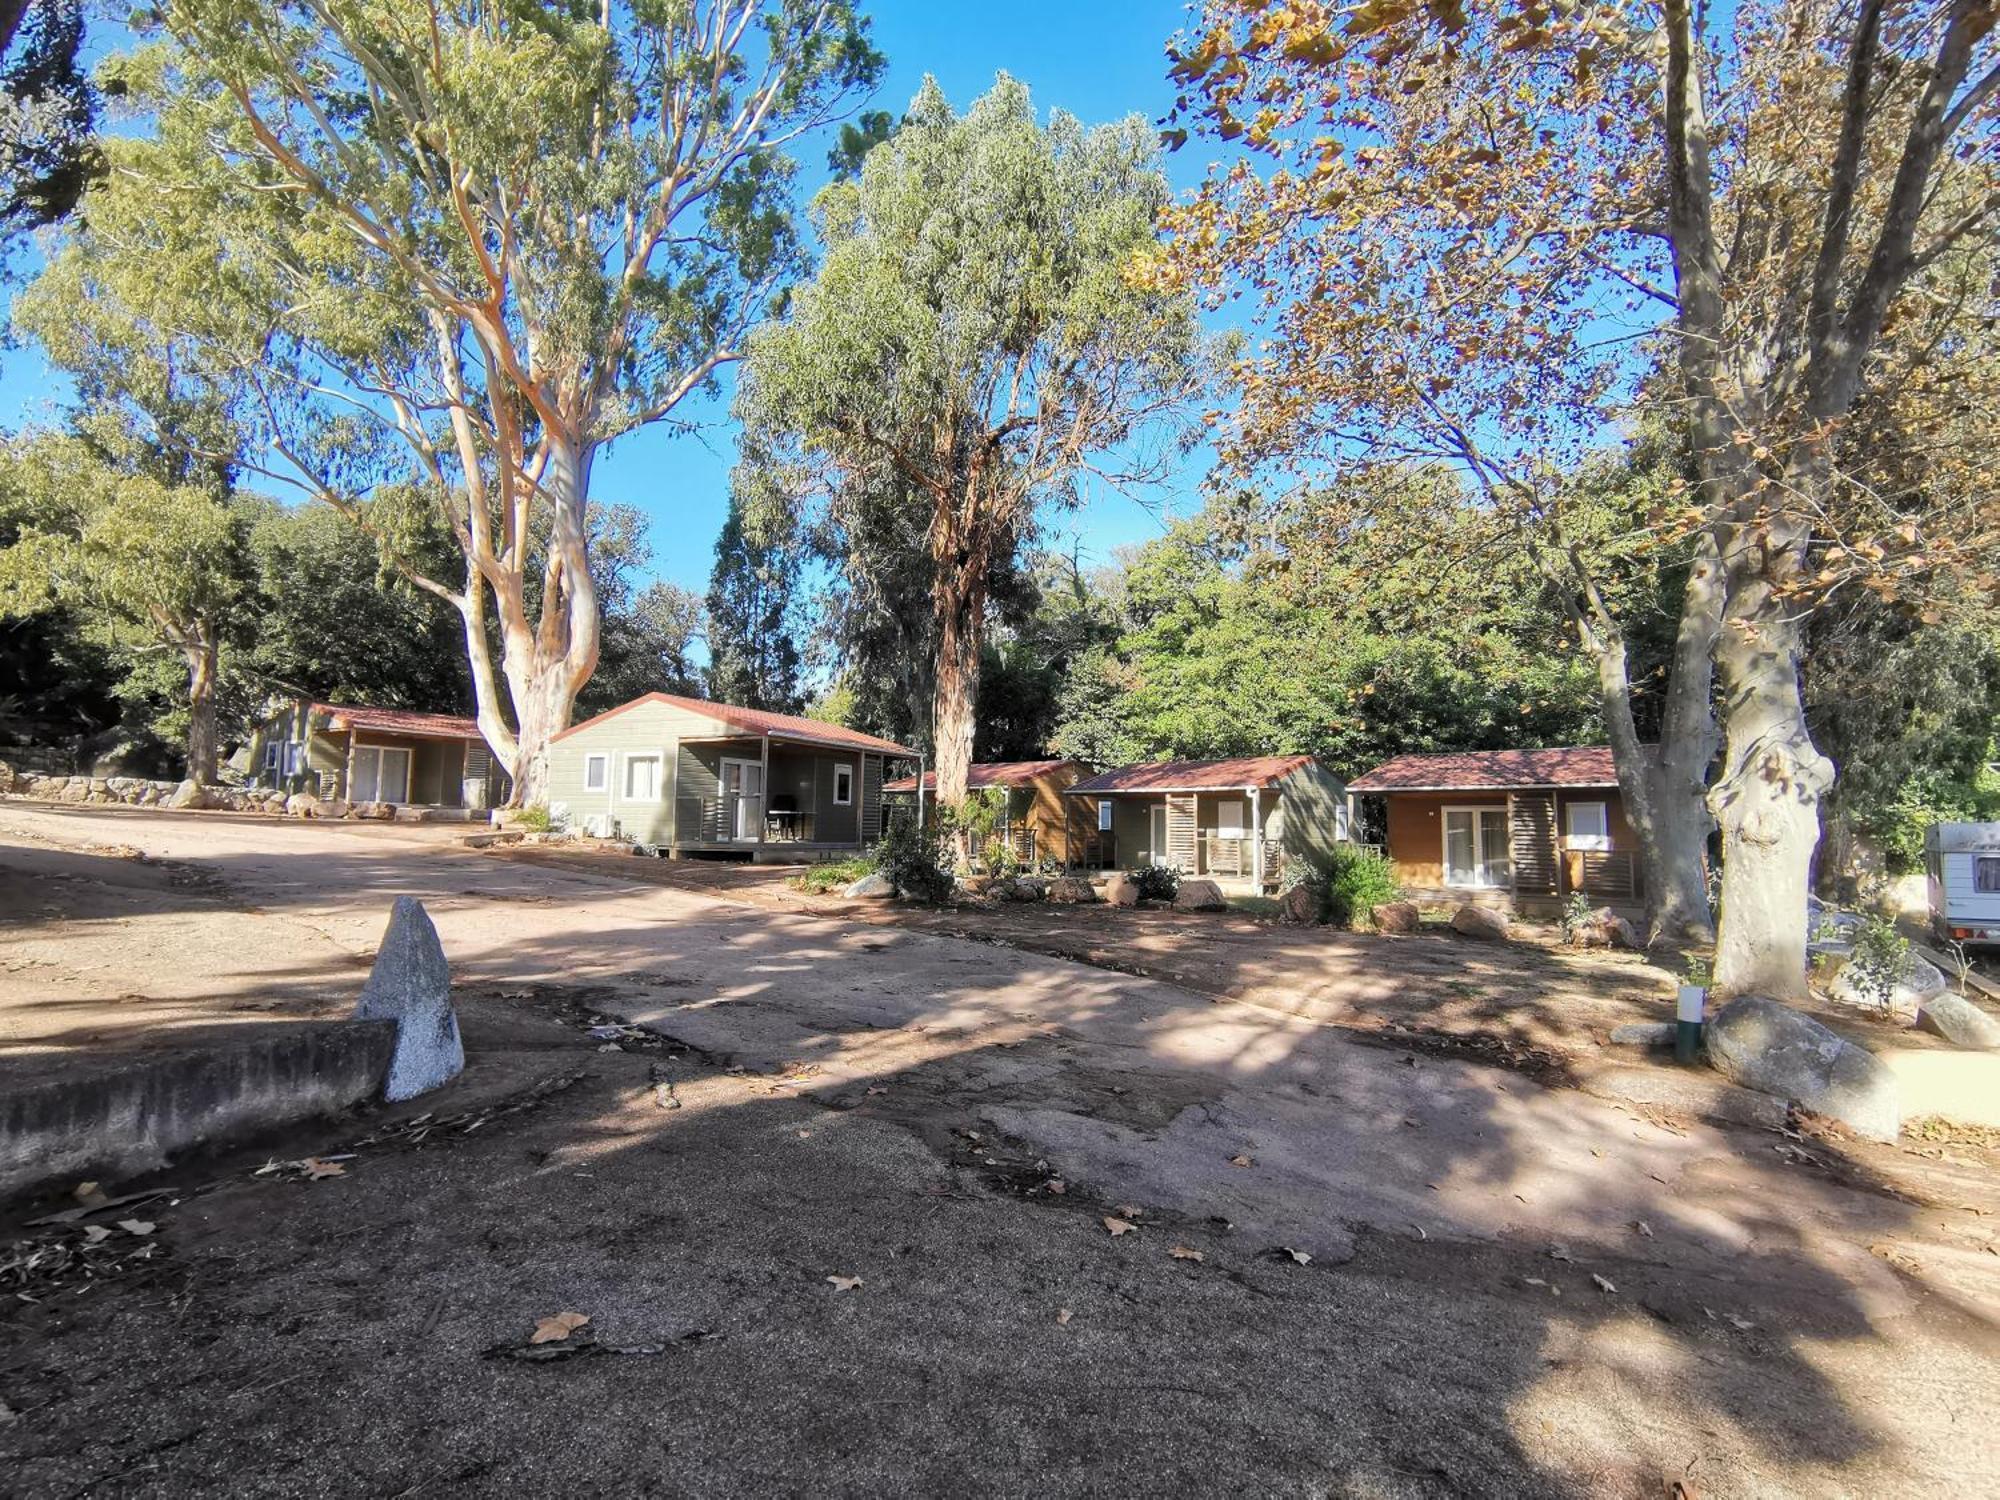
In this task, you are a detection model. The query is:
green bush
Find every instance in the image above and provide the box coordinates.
[1127,863,1181,902]
[1318,844,1402,929]
[872,808,957,905]
[791,857,873,894]
[1842,915,1912,1011]
[515,805,553,833]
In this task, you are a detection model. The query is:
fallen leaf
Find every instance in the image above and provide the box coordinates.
[1592,1274,1617,1294]
[1056,1308,1073,1325]
[1228,1154,1254,1167]
[1635,1220,1654,1238]
[1523,1276,1547,1286]
[530,1311,591,1344]
[1044,1179,1067,1196]
[1548,1242,1574,1262]
[72,1181,105,1206]
[1411,1224,1428,1241]
[1169,1245,1204,1262]
[1283,1247,1312,1265]
[1726,1313,1756,1331]
[1116,1204,1144,1219]
[865,1086,888,1096]
[116,1219,155,1236]
[796,1130,812,1139]
[1103,1217,1137,1237]
[300,1158,346,1180]
[83,1225,110,1244]
[826,1275,864,1293]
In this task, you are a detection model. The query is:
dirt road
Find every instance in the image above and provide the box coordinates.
[2,803,1997,1497]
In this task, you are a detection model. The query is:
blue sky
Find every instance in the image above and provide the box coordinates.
[0,1,1213,597]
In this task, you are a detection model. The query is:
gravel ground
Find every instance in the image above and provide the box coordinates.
[2,803,1998,1497]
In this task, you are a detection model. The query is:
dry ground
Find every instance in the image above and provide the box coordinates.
[2,802,1998,1498]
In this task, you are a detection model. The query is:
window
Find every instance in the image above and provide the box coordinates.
[1443,807,1512,888]
[1977,856,2000,894]
[833,763,854,805]
[282,742,303,775]
[583,754,608,793]
[1097,799,1114,832]
[1564,800,1610,852]
[624,754,660,801]
[1216,800,1246,839]
[263,741,280,773]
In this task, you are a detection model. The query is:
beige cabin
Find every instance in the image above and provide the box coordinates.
[546,692,916,859]
[1063,755,1351,889]
[238,700,508,814]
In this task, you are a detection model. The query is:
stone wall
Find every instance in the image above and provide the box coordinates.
[0,761,402,819]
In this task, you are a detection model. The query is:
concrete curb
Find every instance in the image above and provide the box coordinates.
[1,1020,397,1204]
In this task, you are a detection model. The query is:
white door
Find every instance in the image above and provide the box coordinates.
[350,746,380,804]
[721,760,763,841]
[1149,804,1169,866]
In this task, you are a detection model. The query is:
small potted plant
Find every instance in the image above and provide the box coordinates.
[1677,955,1711,1065]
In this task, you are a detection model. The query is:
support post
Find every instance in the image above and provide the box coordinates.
[758,735,771,847]
[1250,787,1264,889]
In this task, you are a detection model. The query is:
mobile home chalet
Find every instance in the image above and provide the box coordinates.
[547,693,915,859]
[1349,746,1643,918]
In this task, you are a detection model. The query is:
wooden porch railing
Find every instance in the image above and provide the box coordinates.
[1568,849,1642,900]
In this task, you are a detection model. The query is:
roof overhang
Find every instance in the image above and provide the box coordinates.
[1350,781,1619,794]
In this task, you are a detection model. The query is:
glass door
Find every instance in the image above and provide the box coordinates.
[721,759,763,841]
[1444,808,1512,888]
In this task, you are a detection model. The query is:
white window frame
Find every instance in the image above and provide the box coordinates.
[583,753,609,793]
[1442,805,1512,890]
[1564,799,1610,852]
[1976,855,2000,895]
[1216,799,1246,840]
[282,742,303,776]
[833,763,854,806]
[621,752,662,802]
[1097,799,1114,832]
[263,740,281,773]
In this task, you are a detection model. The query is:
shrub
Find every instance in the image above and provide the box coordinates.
[872,807,957,905]
[792,857,873,894]
[516,804,553,833]
[1318,844,1401,929]
[1560,890,1595,941]
[1127,863,1181,902]
[1842,914,1911,1012]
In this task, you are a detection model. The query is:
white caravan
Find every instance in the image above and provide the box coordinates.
[1926,822,2000,947]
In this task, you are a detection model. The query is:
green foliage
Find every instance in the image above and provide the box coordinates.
[1300,845,1401,930]
[871,809,956,905]
[705,491,802,713]
[513,805,553,834]
[791,856,874,894]
[1843,916,1913,1014]
[1127,863,1181,902]
[1561,891,1596,940]
[1682,953,1712,989]
[0,0,96,260]
[1051,491,1606,768]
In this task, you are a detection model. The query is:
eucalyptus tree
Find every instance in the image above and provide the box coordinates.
[0,434,249,780]
[737,74,1206,809]
[58,0,881,804]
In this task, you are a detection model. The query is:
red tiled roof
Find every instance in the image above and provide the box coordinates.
[1348,746,1622,793]
[883,760,1083,793]
[318,703,486,741]
[1066,756,1318,795]
[552,692,916,757]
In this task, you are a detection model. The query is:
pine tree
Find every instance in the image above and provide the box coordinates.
[705,494,801,713]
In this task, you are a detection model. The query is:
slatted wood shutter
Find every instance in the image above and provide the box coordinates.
[860,754,883,840]
[1510,792,1559,894]
[1166,794,1198,869]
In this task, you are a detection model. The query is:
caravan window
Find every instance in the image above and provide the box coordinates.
[1977,856,2000,894]
[1564,800,1610,851]
[583,754,608,792]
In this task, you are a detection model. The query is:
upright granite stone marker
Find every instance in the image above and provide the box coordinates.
[353,897,463,1102]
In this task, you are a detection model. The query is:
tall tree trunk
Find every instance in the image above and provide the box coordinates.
[931,562,986,812]
[184,633,219,783]
[502,438,600,809]
[1708,520,1835,1001]
[1648,528,1726,940]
